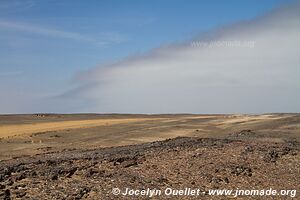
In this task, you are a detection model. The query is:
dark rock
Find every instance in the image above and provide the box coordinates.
[264,149,279,163]
[244,168,252,177]
[232,130,256,138]
[113,157,128,163]
[14,163,27,173]
[15,173,26,181]
[210,177,222,184]
[157,175,168,184]
[53,168,64,175]
[3,168,12,176]
[85,168,98,178]
[223,177,229,184]
[113,161,120,166]
[6,180,13,186]
[37,160,43,164]
[73,187,90,199]
[281,146,291,155]
[0,189,11,200]
[244,145,254,153]
[66,167,77,178]
[30,171,37,177]
[122,160,138,168]
[16,190,26,198]
[51,174,58,180]
[46,160,56,166]
[231,166,252,176]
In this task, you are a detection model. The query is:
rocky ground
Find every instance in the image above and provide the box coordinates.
[0,134,299,199]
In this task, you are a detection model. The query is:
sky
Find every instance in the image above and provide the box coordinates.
[0,0,299,114]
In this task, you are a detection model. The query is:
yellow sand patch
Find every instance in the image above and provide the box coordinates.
[0,118,163,138]
[216,115,287,128]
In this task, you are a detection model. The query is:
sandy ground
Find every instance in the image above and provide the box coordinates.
[0,114,299,160]
[0,118,165,138]
[0,113,299,199]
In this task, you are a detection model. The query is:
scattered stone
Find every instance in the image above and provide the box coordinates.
[3,168,12,176]
[122,160,138,168]
[51,174,58,180]
[209,177,223,184]
[0,189,11,200]
[85,168,98,178]
[264,149,279,163]
[231,166,252,176]
[223,177,229,184]
[0,136,298,199]
[66,167,77,178]
[15,173,26,181]
[244,145,254,153]
[16,190,26,198]
[30,171,37,177]
[46,160,56,166]
[281,146,291,155]
[72,187,90,199]
[232,129,256,138]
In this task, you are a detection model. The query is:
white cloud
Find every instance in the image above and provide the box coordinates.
[0,20,92,41]
[69,2,300,114]
[0,20,126,46]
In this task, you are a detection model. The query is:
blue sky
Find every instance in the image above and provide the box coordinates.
[0,0,299,113]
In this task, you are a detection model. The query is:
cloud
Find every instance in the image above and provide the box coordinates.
[0,20,93,41]
[0,20,126,46]
[65,3,300,113]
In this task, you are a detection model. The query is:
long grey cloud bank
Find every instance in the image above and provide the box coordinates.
[67,3,300,114]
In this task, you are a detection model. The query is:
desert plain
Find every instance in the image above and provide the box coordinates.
[0,113,299,199]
